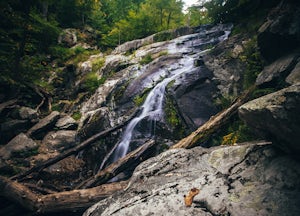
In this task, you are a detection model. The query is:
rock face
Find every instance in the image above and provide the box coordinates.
[168,64,218,129]
[239,83,300,154]
[256,51,299,87]
[257,1,300,62]
[84,142,300,216]
[203,34,247,97]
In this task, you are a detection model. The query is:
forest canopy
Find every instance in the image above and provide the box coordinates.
[0,0,279,97]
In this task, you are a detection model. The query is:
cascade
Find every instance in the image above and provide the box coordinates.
[102,24,232,170]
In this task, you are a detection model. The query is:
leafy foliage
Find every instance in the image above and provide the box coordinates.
[139,54,153,65]
[239,37,264,89]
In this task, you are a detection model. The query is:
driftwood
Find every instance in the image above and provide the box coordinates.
[171,88,254,149]
[0,176,128,213]
[11,109,140,181]
[77,139,156,189]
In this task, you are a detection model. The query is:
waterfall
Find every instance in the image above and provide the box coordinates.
[104,24,232,169]
[111,55,195,162]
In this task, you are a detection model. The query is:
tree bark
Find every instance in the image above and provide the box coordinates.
[0,176,128,213]
[11,109,140,181]
[77,139,156,189]
[171,88,254,149]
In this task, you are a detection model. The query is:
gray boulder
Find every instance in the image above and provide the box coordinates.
[42,130,77,152]
[55,115,78,130]
[239,83,300,154]
[203,34,247,97]
[0,133,38,160]
[84,142,300,216]
[168,65,218,129]
[256,52,299,86]
[18,107,38,121]
[27,111,60,139]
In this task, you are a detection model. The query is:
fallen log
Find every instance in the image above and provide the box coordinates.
[77,139,156,189]
[171,88,254,149]
[0,176,128,213]
[11,108,140,181]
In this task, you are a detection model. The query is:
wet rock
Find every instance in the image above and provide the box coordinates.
[55,115,78,130]
[168,65,218,129]
[239,83,300,154]
[256,52,299,87]
[26,111,60,139]
[58,28,77,47]
[0,133,38,160]
[84,142,300,216]
[42,130,77,152]
[257,1,300,62]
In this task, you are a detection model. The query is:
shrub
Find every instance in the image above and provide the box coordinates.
[139,54,153,65]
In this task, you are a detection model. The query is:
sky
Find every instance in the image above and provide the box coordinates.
[183,0,199,8]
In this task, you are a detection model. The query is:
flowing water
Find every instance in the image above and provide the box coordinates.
[107,24,232,166]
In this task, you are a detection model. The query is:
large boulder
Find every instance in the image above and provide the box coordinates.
[257,1,300,62]
[16,106,39,121]
[42,130,77,152]
[0,133,38,160]
[203,34,248,97]
[239,83,300,154]
[256,52,299,87]
[84,142,300,216]
[0,106,38,144]
[55,115,78,130]
[168,64,218,129]
[26,111,60,139]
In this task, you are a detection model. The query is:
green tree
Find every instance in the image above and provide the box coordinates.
[0,0,59,88]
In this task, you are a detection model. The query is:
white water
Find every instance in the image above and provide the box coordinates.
[111,55,195,162]
[107,24,232,166]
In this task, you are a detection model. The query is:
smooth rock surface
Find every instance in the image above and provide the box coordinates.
[84,142,300,216]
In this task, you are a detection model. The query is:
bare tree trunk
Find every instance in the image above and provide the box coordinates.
[11,109,140,181]
[171,88,254,149]
[0,176,128,214]
[77,139,156,189]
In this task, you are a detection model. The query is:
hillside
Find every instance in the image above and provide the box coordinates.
[0,0,300,215]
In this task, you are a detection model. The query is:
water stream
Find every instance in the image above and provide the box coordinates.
[106,24,232,168]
